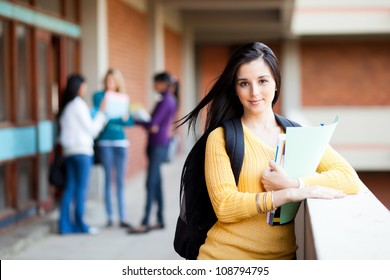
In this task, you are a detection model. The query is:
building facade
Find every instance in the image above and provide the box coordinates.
[0,0,389,232]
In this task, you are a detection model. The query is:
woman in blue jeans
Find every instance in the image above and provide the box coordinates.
[129,72,178,234]
[58,74,107,235]
[93,69,135,228]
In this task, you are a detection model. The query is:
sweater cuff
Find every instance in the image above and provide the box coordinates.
[246,193,259,217]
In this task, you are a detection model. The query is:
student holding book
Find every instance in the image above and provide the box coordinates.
[58,74,107,235]
[93,68,135,229]
[179,42,360,260]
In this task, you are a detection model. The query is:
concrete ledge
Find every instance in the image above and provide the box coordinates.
[305,182,390,259]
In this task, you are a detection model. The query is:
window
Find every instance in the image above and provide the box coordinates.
[0,20,10,123]
[15,0,32,5]
[67,38,77,75]
[38,155,49,201]
[37,40,49,120]
[17,159,34,207]
[16,25,32,122]
[65,0,78,21]
[0,165,7,211]
[36,0,61,16]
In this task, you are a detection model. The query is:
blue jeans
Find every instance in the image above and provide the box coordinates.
[59,154,92,234]
[98,146,127,222]
[142,144,168,226]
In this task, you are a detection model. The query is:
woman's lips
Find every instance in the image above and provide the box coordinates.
[249,99,264,105]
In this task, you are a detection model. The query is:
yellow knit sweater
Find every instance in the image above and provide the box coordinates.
[197,124,360,260]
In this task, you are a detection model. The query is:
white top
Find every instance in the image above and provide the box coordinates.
[59,96,107,157]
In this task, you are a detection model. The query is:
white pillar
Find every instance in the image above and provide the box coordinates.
[281,39,305,123]
[147,0,165,105]
[281,39,306,259]
[81,0,108,104]
[80,0,108,200]
[181,26,197,151]
[96,0,109,84]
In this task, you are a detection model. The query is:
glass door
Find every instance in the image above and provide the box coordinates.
[35,29,55,212]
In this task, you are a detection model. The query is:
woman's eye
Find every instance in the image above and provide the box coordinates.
[259,79,268,84]
[239,81,249,87]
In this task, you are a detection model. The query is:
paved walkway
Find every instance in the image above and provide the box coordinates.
[3,154,186,260]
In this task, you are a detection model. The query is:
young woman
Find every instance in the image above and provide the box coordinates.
[93,68,135,229]
[58,74,107,235]
[179,42,360,259]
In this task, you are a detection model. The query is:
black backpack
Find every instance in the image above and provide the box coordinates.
[173,114,300,260]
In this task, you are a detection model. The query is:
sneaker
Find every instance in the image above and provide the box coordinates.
[88,227,100,235]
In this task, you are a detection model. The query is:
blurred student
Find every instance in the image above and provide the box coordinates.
[93,68,135,229]
[129,72,178,234]
[58,74,107,235]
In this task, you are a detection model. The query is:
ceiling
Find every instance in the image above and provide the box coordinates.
[159,0,295,44]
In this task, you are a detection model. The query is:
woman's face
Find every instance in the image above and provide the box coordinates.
[78,82,87,97]
[235,58,276,118]
[154,81,168,94]
[106,74,117,91]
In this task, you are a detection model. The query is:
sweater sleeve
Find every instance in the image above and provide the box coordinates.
[205,128,259,224]
[302,145,361,194]
[75,98,107,139]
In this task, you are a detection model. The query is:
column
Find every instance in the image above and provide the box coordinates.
[281,39,303,121]
[147,0,165,104]
[181,25,197,150]
[80,0,108,104]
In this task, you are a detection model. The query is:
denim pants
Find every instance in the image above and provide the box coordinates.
[59,154,92,234]
[142,144,168,226]
[98,146,127,222]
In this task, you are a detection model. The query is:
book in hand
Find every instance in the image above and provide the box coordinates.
[267,134,286,225]
[267,116,339,226]
[104,91,130,119]
[129,103,151,122]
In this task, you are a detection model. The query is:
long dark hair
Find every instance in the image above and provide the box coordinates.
[179,42,280,136]
[58,74,85,117]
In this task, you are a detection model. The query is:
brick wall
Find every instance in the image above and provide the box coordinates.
[198,45,230,129]
[199,45,231,99]
[301,40,390,106]
[358,171,390,210]
[164,27,182,81]
[107,0,149,176]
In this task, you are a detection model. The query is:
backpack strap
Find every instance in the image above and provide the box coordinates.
[221,115,299,185]
[222,118,244,185]
[274,113,301,129]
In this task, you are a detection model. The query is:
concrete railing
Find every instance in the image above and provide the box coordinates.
[304,182,390,259]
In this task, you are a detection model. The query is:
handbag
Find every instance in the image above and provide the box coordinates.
[93,141,102,165]
[48,144,66,189]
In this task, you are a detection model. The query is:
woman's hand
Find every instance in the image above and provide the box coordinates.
[273,186,346,208]
[121,113,130,122]
[262,160,298,191]
[149,124,159,134]
[289,186,346,201]
[99,97,107,112]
